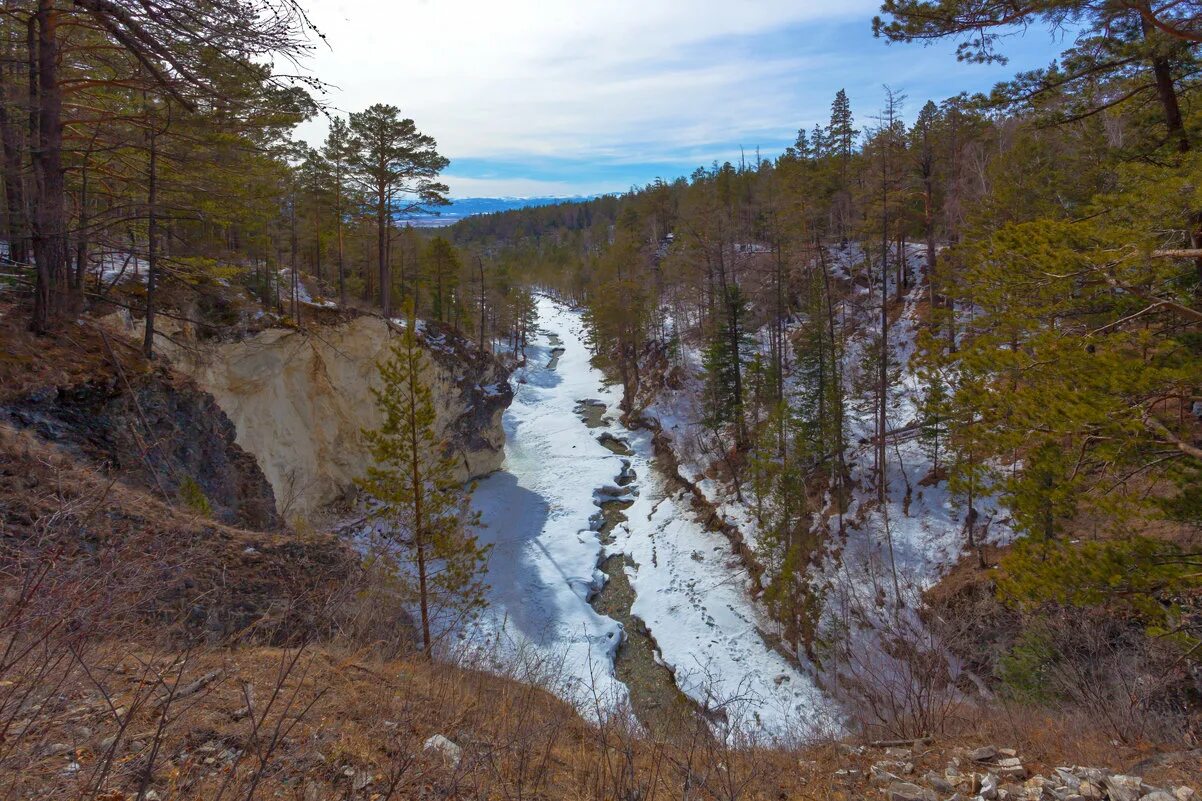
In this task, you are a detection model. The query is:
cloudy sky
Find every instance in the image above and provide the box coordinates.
[295,0,1069,198]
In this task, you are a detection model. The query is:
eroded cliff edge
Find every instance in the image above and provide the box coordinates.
[116,312,514,519]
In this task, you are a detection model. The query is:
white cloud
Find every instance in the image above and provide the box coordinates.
[295,0,876,160]
[443,175,619,198]
[291,1,1064,196]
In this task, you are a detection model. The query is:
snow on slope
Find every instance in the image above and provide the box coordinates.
[640,244,1014,678]
[468,296,839,739]
[823,244,1014,601]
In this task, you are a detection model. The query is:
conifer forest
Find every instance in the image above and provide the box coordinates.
[1,1,1202,798]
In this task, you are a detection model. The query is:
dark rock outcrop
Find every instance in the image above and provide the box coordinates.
[419,319,515,473]
[3,370,280,530]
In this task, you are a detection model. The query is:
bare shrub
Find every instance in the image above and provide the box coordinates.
[830,609,970,740]
[992,606,1195,745]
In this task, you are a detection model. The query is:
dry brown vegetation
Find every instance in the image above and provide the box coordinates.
[4,636,1198,800]
[2,416,1198,800]
[0,300,144,404]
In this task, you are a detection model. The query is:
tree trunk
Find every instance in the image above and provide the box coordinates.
[74,164,88,303]
[377,187,389,317]
[477,255,486,351]
[0,58,26,266]
[818,247,846,534]
[1140,17,1202,286]
[727,290,746,447]
[142,121,157,359]
[290,196,299,326]
[312,212,321,286]
[30,0,66,333]
[1144,17,1189,154]
[923,171,937,323]
[336,190,346,306]
[406,338,432,657]
[879,137,890,503]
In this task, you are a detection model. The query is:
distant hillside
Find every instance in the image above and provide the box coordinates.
[405,195,600,227]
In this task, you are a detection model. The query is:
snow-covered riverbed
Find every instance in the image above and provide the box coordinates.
[467,298,628,708]
[469,297,836,740]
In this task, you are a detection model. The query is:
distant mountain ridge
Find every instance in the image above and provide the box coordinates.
[406,195,599,227]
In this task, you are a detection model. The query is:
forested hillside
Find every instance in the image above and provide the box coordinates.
[452,3,1202,741]
[0,0,537,358]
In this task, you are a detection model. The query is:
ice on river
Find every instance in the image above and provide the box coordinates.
[610,443,838,741]
[469,296,837,740]
[467,297,628,709]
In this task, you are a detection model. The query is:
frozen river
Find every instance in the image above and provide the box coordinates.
[468,297,836,740]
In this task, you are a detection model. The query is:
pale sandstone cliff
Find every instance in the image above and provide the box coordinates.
[107,312,512,519]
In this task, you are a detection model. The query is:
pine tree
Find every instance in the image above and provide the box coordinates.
[827,89,859,177]
[917,367,950,476]
[792,304,843,463]
[359,303,491,657]
[349,104,450,318]
[583,220,652,413]
[911,99,943,323]
[322,116,357,306]
[702,284,754,435]
[748,405,820,647]
[424,236,462,325]
[792,128,811,160]
[297,146,331,288]
[810,124,827,159]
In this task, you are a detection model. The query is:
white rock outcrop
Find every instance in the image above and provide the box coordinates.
[108,313,511,518]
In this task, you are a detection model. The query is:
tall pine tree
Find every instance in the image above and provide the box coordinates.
[359,303,491,657]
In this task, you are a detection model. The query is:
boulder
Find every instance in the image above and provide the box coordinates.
[925,771,955,793]
[887,781,937,801]
[873,764,901,784]
[996,758,1027,780]
[1000,783,1025,800]
[1023,777,1050,800]
[423,734,462,766]
[972,747,1000,763]
[1105,776,1145,801]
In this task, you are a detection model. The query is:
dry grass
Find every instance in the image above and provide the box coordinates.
[32,635,1194,801]
[0,298,149,403]
[0,422,353,644]
[0,639,778,800]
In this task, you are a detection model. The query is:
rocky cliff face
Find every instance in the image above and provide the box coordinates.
[3,370,280,530]
[113,313,513,519]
